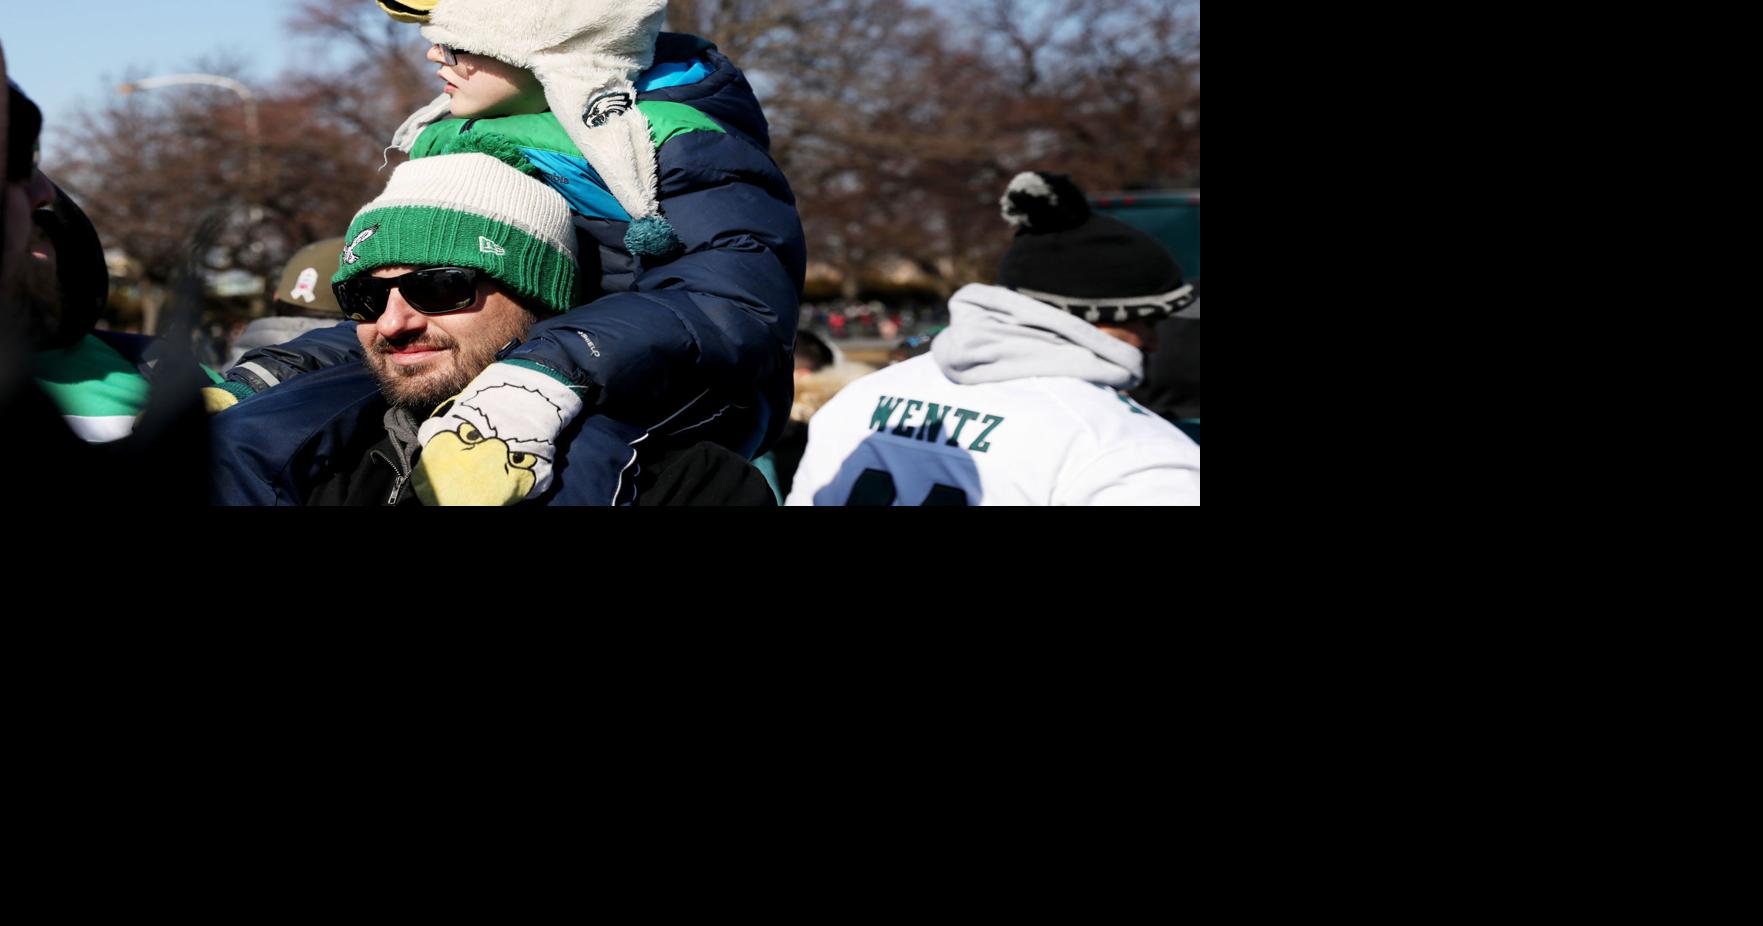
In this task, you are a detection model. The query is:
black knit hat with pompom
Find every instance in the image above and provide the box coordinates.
[996,171,1196,324]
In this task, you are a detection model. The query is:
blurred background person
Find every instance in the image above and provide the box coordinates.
[223,236,346,368]
[787,171,1199,506]
[2,49,209,506]
[2,57,64,438]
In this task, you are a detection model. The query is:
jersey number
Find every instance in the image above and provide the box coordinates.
[846,469,969,506]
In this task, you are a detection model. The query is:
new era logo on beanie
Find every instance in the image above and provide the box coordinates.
[997,171,1195,324]
[332,132,580,315]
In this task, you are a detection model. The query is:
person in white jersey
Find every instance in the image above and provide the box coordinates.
[786,171,1200,506]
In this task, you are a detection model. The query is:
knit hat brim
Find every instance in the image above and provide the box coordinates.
[335,206,578,316]
[332,152,579,316]
[1008,283,1198,325]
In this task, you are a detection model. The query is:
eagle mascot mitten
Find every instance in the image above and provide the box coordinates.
[413,363,584,506]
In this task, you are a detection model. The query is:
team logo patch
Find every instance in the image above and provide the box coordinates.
[478,236,507,256]
[583,91,634,128]
[289,267,320,303]
[343,225,379,265]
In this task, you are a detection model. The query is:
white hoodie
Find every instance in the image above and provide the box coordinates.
[786,284,1199,506]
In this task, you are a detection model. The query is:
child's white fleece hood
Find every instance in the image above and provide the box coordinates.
[392,0,679,256]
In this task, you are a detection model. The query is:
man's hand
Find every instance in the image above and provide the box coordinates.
[411,361,584,506]
[411,418,539,505]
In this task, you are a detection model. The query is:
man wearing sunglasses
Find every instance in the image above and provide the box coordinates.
[209,136,773,505]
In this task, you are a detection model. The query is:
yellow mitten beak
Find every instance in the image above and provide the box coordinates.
[411,422,538,506]
[201,386,240,414]
[376,0,438,24]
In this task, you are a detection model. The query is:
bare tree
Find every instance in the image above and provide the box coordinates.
[51,0,435,329]
[743,0,1200,295]
[52,0,1199,323]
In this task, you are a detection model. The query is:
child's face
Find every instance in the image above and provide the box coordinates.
[428,44,548,118]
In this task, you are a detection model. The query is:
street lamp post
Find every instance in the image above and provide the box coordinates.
[118,73,262,222]
[118,74,264,334]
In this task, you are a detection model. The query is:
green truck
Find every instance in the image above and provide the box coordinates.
[1091,190,1200,282]
[1091,190,1200,441]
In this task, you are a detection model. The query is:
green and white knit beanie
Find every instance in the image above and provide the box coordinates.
[333,134,579,315]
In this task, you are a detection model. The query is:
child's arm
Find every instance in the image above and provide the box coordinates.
[213,322,362,403]
[410,126,804,505]
[503,122,806,457]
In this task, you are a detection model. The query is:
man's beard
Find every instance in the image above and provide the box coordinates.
[363,308,533,414]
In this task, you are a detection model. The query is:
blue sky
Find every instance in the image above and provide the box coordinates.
[3,1,316,152]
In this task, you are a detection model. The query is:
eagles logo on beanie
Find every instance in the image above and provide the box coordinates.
[332,132,580,316]
[997,171,1196,324]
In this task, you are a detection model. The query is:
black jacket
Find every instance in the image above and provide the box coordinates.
[305,406,777,507]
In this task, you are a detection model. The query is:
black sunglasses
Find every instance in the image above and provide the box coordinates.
[333,266,484,322]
